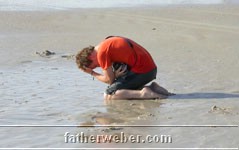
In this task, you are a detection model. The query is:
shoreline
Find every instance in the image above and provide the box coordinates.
[0,1,239,11]
[1,3,239,12]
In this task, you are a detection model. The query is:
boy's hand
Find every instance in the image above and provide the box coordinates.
[81,66,93,75]
[114,65,127,78]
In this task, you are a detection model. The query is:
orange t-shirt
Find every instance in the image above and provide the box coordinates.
[97,37,156,74]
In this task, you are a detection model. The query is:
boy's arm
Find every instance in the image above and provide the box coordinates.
[92,67,114,84]
[82,66,126,84]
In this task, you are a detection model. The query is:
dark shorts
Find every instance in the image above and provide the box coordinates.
[105,68,157,95]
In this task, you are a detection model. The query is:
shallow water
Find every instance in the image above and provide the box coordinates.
[0,60,106,124]
[0,58,238,148]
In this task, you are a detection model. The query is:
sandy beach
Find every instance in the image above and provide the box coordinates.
[0,4,239,148]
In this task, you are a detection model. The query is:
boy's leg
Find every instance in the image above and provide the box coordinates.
[106,69,157,95]
[149,82,175,96]
[104,87,167,100]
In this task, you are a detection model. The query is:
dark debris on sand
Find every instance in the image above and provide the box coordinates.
[36,50,75,60]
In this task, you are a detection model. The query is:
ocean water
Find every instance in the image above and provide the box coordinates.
[0,0,238,11]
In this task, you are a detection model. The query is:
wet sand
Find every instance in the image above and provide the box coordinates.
[0,5,239,148]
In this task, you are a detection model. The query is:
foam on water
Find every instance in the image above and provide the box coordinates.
[0,0,237,11]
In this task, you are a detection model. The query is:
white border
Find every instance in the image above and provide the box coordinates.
[0,124,238,127]
[0,148,238,150]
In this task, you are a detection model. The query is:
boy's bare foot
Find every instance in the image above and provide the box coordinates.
[141,87,167,99]
[149,82,175,96]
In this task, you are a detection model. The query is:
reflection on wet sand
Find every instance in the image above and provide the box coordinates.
[79,100,161,128]
[101,100,161,124]
[80,100,162,126]
[79,100,163,144]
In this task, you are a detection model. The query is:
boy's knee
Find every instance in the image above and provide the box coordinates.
[104,93,112,100]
